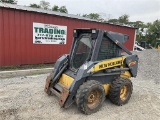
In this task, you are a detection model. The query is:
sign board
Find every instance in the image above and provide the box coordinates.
[33,22,67,44]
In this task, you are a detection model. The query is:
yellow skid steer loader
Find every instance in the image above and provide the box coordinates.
[44,28,139,114]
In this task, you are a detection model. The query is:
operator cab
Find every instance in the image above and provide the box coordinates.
[69,28,129,72]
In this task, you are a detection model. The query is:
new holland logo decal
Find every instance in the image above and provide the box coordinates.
[99,60,122,69]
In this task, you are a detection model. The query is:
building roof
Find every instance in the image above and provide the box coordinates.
[0,2,135,29]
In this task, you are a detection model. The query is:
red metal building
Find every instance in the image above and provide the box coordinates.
[0,3,136,67]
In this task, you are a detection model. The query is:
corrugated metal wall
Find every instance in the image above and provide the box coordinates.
[0,8,136,66]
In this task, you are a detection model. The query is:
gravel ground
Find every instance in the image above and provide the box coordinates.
[0,49,160,120]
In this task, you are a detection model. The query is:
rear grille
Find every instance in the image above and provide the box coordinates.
[97,37,120,60]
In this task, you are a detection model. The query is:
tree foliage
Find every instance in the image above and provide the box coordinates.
[52,5,68,13]
[59,6,68,13]
[30,1,50,9]
[118,14,129,25]
[83,13,100,19]
[106,14,160,46]
[52,5,59,11]
[40,0,50,10]
[82,13,104,21]
[108,19,119,24]
[0,0,17,4]
[29,3,41,8]
[107,14,129,25]
[146,20,160,45]
[29,1,68,13]
[135,20,160,46]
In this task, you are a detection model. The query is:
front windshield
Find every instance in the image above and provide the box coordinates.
[71,36,92,70]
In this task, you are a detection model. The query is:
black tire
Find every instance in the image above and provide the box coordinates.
[109,77,133,106]
[76,80,105,115]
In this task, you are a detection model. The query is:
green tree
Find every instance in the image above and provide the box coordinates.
[128,21,146,28]
[135,20,160,47]
[52,5,68,13]
[52,5,59,11]
[107,14,129,25]
[0,0,17,4]
[29,3,41,8]
[118,14,129,25]
[108,19,119,24]
[40,0,50,10]
[146,20,160,46]
[83,13,100,20]
[59,6,68,13]
[128,21,146,43]
[82,13,103,21]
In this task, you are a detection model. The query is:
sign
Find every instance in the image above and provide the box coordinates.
[33,22,67,44]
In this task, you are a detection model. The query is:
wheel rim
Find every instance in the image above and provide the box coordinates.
[87,89,102,109]
[120,85,128,101]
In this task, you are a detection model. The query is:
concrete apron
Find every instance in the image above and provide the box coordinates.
[0,68,53,79]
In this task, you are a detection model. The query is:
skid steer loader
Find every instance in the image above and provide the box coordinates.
[44,28,138,114]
